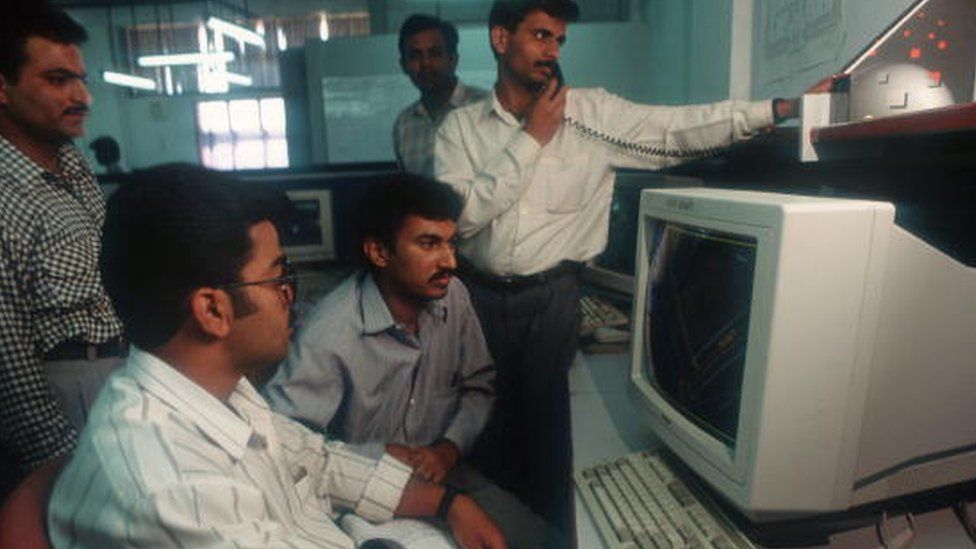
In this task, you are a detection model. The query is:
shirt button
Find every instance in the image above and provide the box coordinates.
[409,398,416,407]
[248,433,268,449]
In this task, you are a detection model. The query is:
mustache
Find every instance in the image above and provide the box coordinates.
[428,270,454,283]
[63,105,89,116]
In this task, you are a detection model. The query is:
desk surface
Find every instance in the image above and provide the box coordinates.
[568,352,972,549]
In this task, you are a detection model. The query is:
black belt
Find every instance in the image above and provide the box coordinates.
[459,259,582,292]
[44,337,128,361]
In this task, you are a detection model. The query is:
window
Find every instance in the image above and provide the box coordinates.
[124,12,370,95]
[197,97,288,170]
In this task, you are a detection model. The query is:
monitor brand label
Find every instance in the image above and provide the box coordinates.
[666,197,695,212]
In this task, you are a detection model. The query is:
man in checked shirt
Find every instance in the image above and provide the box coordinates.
[0,1,124,496]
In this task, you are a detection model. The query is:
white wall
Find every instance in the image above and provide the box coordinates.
[639,0,733,104]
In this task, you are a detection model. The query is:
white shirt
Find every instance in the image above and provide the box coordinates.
[394,81,489,177]
[434,88,775,276]
[48,347,412,548]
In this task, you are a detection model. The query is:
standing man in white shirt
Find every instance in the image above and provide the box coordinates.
[48,165,505,549]
[393,14,488,176]
[434,0,811,534]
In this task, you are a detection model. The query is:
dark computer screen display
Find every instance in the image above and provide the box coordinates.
[644,221,757,447]
[281,199,323,247]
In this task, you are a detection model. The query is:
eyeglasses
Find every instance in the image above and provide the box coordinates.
[220,261,298,303]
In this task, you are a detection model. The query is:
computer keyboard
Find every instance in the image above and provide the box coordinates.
[576,450,754,549]
[580,294,630,336]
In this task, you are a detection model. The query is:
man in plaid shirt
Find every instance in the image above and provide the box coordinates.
[0,0,124,496]
[393,14,488,177]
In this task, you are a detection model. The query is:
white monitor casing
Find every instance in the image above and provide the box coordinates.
[631,188,976,521]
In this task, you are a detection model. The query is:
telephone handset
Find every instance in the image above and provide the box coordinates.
[546,62,731,160]
[551,62,564,97]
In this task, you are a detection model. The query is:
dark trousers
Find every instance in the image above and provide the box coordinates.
[464,270,581,538]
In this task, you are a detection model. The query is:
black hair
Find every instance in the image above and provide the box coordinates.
[0,0,88,83]
[357,173,463,254]
[398,14,460,59]
[101,164,293,350]
[90,136,121,167]
[488,0,580,33]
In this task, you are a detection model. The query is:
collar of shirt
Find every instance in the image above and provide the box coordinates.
[358,272,449,337]
[126,346,259,461]
[0,133,89,189]
[485,89,522,128]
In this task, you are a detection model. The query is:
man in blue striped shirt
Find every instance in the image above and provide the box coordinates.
[265,175,555,547]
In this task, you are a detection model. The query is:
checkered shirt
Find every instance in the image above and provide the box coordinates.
[0,134,123,471]
[393,80,488,177]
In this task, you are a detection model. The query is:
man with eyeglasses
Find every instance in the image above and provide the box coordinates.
[47,165,505,549]
[264,175,554,547]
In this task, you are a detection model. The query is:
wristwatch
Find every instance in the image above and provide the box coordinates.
[436,484,463,520]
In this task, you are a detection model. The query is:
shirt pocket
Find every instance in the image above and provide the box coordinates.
[539,154,588,214]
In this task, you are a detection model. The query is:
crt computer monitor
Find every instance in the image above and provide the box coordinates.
[630,187,976,521]
[281,189,335,263]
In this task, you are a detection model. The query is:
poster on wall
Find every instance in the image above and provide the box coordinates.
[756,0,845,92]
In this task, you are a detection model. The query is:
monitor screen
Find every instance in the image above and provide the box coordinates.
[645,222,756,448]
[283,189,335,263]
[282,197,326,247]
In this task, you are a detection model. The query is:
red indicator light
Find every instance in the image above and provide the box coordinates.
[929,71,942,85]
[903,29,912,38]
[928,32,936,40]
[937,19,946,27]
[910,47,922,58]
[937,40,948,51]
[868,49,878,57]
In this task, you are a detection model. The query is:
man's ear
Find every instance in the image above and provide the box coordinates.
[490,26,509,58]
[187,287,234,339]
[363,237,392,269]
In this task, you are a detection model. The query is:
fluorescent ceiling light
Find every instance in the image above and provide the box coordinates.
[225,72,253,86]
[138,51,235,67]
[319,13,330,41]
[102,70,157,91]
[207,16,266,49]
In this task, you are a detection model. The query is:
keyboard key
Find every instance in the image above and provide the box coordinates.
[580,294,629,335]
[592,481,632,542]
[667,479,696,507]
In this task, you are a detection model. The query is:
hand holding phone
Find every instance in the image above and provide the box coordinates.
[525,63,567,146]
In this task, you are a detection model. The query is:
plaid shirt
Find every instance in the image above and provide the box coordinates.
[0,134,123,471]
[393,80,488,177]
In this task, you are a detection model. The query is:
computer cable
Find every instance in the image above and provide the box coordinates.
[874,508,917,549]
[953,500,976,544]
